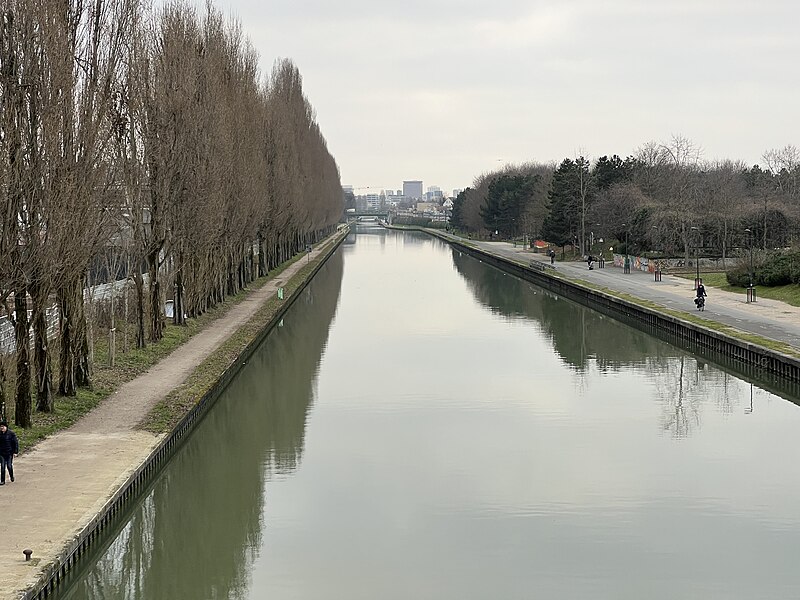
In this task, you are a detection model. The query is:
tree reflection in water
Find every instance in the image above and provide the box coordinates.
[450,248,756,438]
[61,251,344,600]
[658,356,702,438]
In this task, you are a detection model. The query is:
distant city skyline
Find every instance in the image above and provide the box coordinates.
[215,0,800,194]
[345,181,461,200]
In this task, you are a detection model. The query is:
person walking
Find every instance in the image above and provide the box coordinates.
[0,420,19,485]
[549,248,556,264]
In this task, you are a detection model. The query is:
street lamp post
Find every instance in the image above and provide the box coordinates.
[625,228,630,273]
[744,228,754,287]
[744,228,756,302]
[651,225,662,281]
[620,222,630,273]
[695,247,700,287]
[690,226,700,289]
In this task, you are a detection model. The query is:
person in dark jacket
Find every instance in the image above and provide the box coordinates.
[0,421,19,484]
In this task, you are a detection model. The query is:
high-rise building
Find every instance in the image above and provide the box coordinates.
[403,180,423,200]
[425,186,443,202]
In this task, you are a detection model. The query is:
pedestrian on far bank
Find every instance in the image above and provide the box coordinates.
[549,248,556,264]
[0,420,19,485]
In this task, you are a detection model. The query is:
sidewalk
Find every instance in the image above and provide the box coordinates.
[0,239,337,599]
[459,237,800,351]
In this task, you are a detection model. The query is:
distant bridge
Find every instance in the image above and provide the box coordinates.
[346,210,389,219]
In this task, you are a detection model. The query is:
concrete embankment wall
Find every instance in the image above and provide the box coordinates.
[430,231,800,389]
[23,230,349,600]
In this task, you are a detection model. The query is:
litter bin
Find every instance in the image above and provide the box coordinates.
[654,270,662,282]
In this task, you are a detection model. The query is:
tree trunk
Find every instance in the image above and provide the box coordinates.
[57,274,91,393]
[14,286,32,428]
[0,358,8,423]
[148,253,163,343]
[174,257,185,326]
[58,278,77,397]
[75,307,91,388]
[32,302,53,412]
[258,235,266,278]
[134,270,146,349]
[29,272,53,412]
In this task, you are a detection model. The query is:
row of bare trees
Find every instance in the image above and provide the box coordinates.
[0,0,343,428]
[453,137,800,262]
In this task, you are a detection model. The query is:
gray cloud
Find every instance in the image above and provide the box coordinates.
[214,0,800,192]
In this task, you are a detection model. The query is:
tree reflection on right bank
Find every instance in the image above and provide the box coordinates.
[449,247,800,438]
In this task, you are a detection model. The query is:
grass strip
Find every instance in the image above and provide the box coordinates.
[10,243,325,452]
[143,243,334,434]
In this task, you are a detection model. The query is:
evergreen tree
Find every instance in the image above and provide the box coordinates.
[594,155,634,190]
[450,189,468,230]
[541,159,584,247]
[480,174,539,237]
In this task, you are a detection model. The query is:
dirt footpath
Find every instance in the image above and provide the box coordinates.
[0,241,335,599]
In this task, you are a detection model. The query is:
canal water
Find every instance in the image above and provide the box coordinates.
[59,225,800,599]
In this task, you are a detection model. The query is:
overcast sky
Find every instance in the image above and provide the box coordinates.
[214,0,799,195]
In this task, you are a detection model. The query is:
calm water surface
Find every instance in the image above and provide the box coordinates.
[60,226,800,599]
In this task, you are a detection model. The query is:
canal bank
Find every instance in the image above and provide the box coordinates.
[51,224,800,600]
[421,229,800,384]
[1,228,348,600]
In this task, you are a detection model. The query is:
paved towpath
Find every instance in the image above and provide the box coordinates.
[0,238,337,600]
[450,236,800,351]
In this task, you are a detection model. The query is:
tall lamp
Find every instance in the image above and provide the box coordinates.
[690,226,700,289]
[621,222,630,274]
[744,228,757,303]
[744,228,754,287]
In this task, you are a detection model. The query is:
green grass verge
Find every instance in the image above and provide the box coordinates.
[13,388,106,451]
[7,239,336,452]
